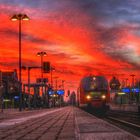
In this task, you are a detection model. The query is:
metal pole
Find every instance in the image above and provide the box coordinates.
[41,54,43,94]
[62,80,64,90]
[19,19,22,111]
[51,68,53,87]
[41,54,43,81]
[28,68,31,109]
[125,78,128,87]
[0,71,3,112]
[130,74,135,103]
[56,78,57,91]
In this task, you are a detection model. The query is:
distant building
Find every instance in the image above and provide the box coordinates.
[1,69,19,99]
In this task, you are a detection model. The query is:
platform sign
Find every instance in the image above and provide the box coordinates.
[14,96,19,100]
[122,88,140,93]
[49,90,54,95]
[121,88,130,93]
[132,88,140,93]
[57,90,64,95]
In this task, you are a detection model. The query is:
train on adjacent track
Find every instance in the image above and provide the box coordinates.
[78,75,110,110]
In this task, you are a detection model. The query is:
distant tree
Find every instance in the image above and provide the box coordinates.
[69,91,76,105]
[109,77,121,90]
[67,90,70,97]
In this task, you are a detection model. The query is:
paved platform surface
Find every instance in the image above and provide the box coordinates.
[0,107,75,140]
[0,106,139,140]
[75,107,139,140]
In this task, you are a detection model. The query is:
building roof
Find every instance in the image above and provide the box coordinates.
[2,70,18,81]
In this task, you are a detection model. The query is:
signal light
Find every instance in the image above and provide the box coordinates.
[43,62,50,73]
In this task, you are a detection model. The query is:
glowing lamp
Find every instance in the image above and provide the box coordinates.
[93,77,96,80]
[86,95,91,100]
[101,95,106,99]
[22,14,30,20]
[118,92,126,95]
[11,15,18,21]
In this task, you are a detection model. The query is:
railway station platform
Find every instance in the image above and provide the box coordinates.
[109,103,140,112]
[0,106,139,140]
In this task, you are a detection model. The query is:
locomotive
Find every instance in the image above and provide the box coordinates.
[78,75,110,109]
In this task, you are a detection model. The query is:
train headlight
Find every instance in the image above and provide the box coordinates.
[101,95,106,99]
[86,95,91,100]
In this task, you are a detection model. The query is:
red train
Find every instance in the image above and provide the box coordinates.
[78,75,110,109]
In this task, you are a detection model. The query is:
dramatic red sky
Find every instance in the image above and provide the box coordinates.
[0,0,140,92]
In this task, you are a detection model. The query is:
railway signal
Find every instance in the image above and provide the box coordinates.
[43,62,50,73]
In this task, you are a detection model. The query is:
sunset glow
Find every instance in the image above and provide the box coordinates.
[0,0,140,92]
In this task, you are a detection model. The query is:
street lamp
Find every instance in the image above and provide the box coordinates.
[62,80,65,90]
[11,14,29,111]
[50,66,55,88]
[37,51,47,80]
[130,74,135,87]
[125,78,128,87]
[53,76,58,91]
[37,51,47,95]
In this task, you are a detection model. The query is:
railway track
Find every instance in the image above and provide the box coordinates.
[105,110,140,137]
[82,107,140,137]
[106,110,140,125]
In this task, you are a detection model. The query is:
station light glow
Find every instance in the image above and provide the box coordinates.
[101,95,106,99]
[118,92,126,95]
[86,95,91,100]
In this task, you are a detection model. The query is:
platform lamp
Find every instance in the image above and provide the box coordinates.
[11,14,29,111]
[37,51,47,96]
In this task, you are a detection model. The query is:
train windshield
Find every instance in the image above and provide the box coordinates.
[80,76,108,92]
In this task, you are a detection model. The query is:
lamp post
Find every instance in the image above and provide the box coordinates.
[130,74,135,87]
[37,51,46,96]
[11,14,29,111]
[53,76,58,91]
[130,74,135,103]
[62,80,65,90]
[60,80,65,107]
[37,52,47,81]
[53,76,58,107]
[50,67,55,88]
[125,78,128,87]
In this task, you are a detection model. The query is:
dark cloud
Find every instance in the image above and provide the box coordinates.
[0,57,38,68]
[89,24,140,70]
[0,28,55,45]
[0,60,17,67]
[96,26,124,44]
[56,69,76,75]
[49,52,79,60]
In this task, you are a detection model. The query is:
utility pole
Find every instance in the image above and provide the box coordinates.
[0,71,3,112]
[130,74,135,103]
[125,78,128,87]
